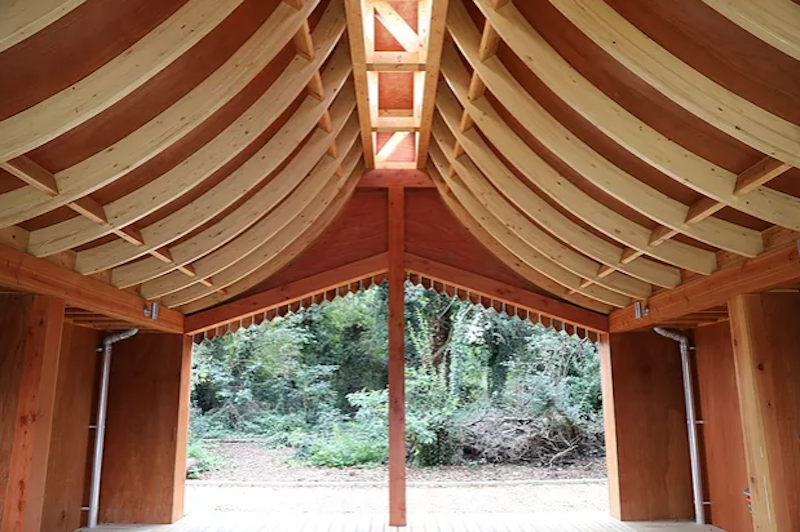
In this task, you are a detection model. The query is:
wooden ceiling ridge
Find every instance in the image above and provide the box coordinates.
[344,0,449,168]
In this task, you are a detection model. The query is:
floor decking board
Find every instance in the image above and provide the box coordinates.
[83,513,726,532]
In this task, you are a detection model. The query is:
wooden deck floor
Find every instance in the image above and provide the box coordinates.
[86,512,726,532]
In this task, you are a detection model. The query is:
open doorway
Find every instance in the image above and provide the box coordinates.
[184,279,608,524]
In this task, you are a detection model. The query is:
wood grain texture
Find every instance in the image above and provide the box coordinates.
[693,321,752,532]
[0,294,65,532]
[185,253,388,334]
[405,254,607,333]
[358,169,434,188]
[729,293,800,532]
[0,296,33,532]
[387,186,406,527]
[610,241,800,332]
[0,242,184,333]
[0,0,89,54]
[99,333,190,524]
[0,0,245,161]
[179,165,375,314]
[600,331,693,521]
[42,323,100,532]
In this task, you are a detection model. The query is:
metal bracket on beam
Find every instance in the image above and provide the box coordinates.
[143,301,159,320]
[634,300,649,320]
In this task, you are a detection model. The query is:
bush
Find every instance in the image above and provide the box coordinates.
[405,367,458,466]
[295,389,389,467]
[298,427,388,467]
[186,440,222,478]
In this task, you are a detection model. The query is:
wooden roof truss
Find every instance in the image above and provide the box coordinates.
[0,0,799,334]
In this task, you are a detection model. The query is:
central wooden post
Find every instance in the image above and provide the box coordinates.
[388,186,406,527]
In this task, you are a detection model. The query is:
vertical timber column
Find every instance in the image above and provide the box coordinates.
[98,333,192,524]
[729,293,800,532]
[388,186,406,527]
[0,294,65,532]
[599,331,694,521]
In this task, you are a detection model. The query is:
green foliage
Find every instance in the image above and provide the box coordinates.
[186,440,222,478]
[297,389,389,467]
[190,282,604,469]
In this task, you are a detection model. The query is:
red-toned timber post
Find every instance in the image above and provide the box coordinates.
[387,185,407,526]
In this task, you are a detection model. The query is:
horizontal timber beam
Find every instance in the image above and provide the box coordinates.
[405,253,609,333]
[358,169,435,188]
[0,243,183,333]
[610,239,800,332]
[185,253,390,335]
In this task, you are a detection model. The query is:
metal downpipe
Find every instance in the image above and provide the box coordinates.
[88,328,139,529]
[654,327,705,526]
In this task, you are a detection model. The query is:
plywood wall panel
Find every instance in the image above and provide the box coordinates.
[600,331,694,521]
[405,189,548,296]
[99,333,190,524]
[241,189,389,298]
[694,321,752,532]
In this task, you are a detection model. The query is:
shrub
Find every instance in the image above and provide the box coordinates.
[295,389,389,467]
[298,427,388,467]
[186,440,222,478]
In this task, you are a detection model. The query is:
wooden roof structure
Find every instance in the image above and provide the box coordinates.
[1,0,800,337]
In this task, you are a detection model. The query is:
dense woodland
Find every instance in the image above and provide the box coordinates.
[190,283,604,469]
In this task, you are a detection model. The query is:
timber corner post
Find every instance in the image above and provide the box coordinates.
[728,292,800,532]
[388,185,407,527]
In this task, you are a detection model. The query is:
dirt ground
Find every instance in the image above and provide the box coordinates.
[196,441,607,484]
[187,442,610,515]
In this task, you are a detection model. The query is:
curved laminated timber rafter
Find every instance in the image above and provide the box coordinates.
[0,0,798,339]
